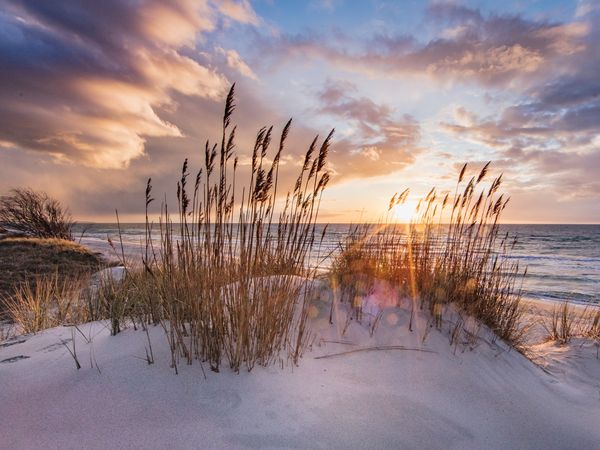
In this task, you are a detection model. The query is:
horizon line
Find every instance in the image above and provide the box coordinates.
[73,221,600,226]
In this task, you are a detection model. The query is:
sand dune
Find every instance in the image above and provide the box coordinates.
[2,293,599,450]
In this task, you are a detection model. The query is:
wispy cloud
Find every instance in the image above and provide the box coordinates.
[216,47,258,80]
[216,0,260,25]
[256,3,588,88]
[315,80,421,178]
[309,0,343,12]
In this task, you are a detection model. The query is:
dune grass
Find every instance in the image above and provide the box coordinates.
[331,163,528,349]
[98,85,332,373]
[4,273,90,333]
[542,302,600,344]
[9,89,597,368]
[0,86,332,374]
[585,309,600,340]
[543,302,575,344]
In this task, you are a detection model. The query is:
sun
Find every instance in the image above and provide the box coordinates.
[392,200,419,223]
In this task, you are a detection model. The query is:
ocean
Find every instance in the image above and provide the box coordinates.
[74,223,600,306]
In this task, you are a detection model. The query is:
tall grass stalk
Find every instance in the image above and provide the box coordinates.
[111,85,331,372]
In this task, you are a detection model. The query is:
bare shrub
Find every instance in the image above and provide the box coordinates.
[0,188,74,240]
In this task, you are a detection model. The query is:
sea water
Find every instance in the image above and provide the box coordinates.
[75,223,600,306]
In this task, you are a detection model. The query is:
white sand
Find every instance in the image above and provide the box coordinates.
[1,290,599,449]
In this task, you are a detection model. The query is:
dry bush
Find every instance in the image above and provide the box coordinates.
[331,163,528,349]
[106,85,331,373]
[0,188,73,240]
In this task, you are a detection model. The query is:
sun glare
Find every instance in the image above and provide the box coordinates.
[392,199,418,223]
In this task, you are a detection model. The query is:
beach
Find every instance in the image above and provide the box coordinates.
[1,287,599,449]
[2,219,599,449]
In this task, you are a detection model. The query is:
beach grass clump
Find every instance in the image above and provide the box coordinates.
[542,303,600,344]
[331,226,382,304]
[87,268,140,335]
[3,273,89,333]
[108,85,331,372]
[543,302,575,343]
[0,188,74,240]
[407,163,526,347]
[585,309,600,340]
[331,163,527,348]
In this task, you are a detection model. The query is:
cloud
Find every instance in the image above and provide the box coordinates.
[255,3,588,88]
[216,47,258,80]
[216,0,259,26]
[315,80,421,178]
[442,97,600,197]
[442,104,600,200]
[1,0,598,223]
[576,1,600,18]
[0,77,277,220]
[0,0,260,168]
[433,8,600,202]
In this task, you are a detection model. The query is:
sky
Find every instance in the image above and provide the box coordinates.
[0,0,599,223]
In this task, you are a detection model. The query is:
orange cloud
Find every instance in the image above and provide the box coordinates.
[0,0,256,169]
